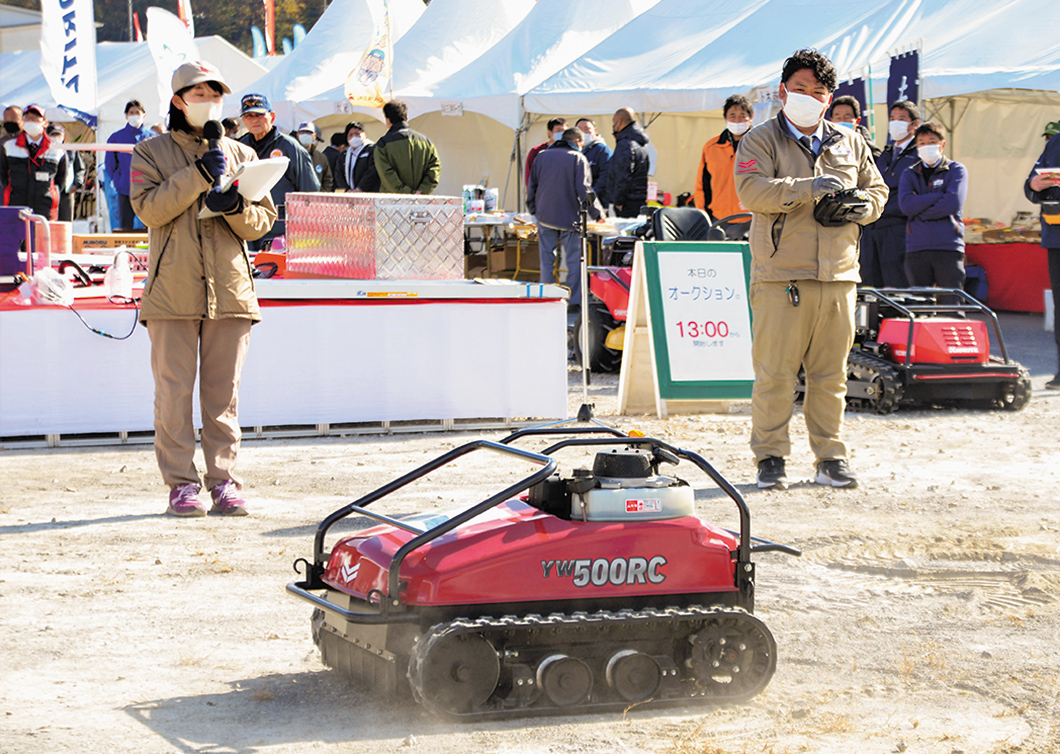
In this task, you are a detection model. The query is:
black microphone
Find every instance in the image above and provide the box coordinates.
[202,120,224,190]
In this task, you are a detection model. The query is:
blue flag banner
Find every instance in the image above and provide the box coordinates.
[281,37,293,55]
[293,23,306,47]
[251,26,266,59]
[834,78,868,120]
[888,51,919,107]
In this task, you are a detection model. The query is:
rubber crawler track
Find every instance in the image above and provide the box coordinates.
[404,605,777,721]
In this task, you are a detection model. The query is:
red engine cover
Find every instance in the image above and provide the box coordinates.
[589,268,633,321]
[323,500,738,606]
[878,318,989,364]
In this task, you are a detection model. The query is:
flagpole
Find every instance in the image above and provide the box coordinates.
[385,0,393,101]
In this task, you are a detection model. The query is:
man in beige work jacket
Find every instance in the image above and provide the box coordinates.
[131,61,276,517]
[734,49,886,491]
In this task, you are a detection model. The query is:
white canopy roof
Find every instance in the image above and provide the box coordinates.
[244,0,535,124]
[523,0,1060,117]
[227,0,426,123]
[401,0,662,128]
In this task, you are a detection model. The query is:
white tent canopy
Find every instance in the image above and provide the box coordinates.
[297,0,536,120]
[403,0,661,129]
[227,0,425,125]
[525,0,1060,115]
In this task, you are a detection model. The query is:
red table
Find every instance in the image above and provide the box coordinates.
[965,243,1049,313]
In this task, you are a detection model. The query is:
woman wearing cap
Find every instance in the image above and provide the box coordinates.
[130,61,277,518]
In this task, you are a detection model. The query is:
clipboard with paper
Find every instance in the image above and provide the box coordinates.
[198,156,290,219]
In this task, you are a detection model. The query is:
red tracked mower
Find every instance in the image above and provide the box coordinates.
[574,210,752,372]
[287,427,799,720]
[798,287,1032,413]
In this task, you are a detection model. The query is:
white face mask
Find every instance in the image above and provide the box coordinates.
[298,133,315,148]
[917,144,943,166]
[783,90,828,129]
[834,121,856,132]
[889,120,912,142]
[127,114,145,128]
[726,120,751,136]
[348,135,363,149]
[23,120,45,139]
[551,131,563,141]
[182,100,224,129]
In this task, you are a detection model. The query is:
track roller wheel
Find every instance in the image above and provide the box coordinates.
[536,654,593,707]
[998,367,1032,411]
[573,303,623,373]
[686,612,777,701]
[408,631,500,715]
[605,650,661,703]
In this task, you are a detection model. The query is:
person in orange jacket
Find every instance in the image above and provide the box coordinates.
[693,94,753,221]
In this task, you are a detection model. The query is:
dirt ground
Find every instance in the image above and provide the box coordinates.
[2,313,1059,754]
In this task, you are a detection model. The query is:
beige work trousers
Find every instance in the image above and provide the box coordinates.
[147,318,252,491]
[749,279,855,464]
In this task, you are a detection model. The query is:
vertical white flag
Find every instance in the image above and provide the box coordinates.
[345,0,392,108]
[146,7,199,119]
[39,0,99,126]
[177,0,195,38]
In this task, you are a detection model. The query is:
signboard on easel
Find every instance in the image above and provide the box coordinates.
[618,241,753,418]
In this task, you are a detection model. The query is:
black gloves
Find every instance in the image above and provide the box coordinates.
[205,185,241,214]
[196,148,226,184]
[811,175,845,200]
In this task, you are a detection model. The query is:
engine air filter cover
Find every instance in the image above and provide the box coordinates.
[592,449,652,479]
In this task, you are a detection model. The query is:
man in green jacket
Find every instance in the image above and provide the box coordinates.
[734,49,886,491]
[373,100,440,194]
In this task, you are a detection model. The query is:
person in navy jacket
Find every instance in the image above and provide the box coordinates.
[897,122,968,299]
[1025,123,1060,389]
[106,100,155,230]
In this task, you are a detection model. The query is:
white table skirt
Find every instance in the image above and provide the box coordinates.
[0,281,568,438]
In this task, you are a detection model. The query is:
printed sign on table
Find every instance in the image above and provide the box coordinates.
[655,251,754,383]
[618,241,753,418]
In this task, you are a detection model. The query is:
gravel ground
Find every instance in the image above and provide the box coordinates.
[1,313,1058,754]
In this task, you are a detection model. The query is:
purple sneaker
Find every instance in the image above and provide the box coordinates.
[210,481,249,516]
[166,483,206,517]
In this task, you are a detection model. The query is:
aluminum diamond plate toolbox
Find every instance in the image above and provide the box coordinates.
[285,193,464,280]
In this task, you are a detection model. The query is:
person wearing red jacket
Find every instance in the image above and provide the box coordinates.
[0,104,67,220]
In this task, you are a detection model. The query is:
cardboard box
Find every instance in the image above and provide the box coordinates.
[72,233,149,252]
[489,238,539,275]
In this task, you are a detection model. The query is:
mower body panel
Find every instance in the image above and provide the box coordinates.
[588,267,632,321]
[323,500,739,607]
[878,317,989,364]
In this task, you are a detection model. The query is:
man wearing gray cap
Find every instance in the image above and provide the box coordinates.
[238,93,319,248]
[130,61,277,518]
[295,121,333,192]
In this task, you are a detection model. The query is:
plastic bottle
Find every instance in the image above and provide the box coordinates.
[104,249,132,300]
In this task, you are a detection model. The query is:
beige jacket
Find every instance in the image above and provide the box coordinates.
[130,129,277,323]
[734,113,886,284]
